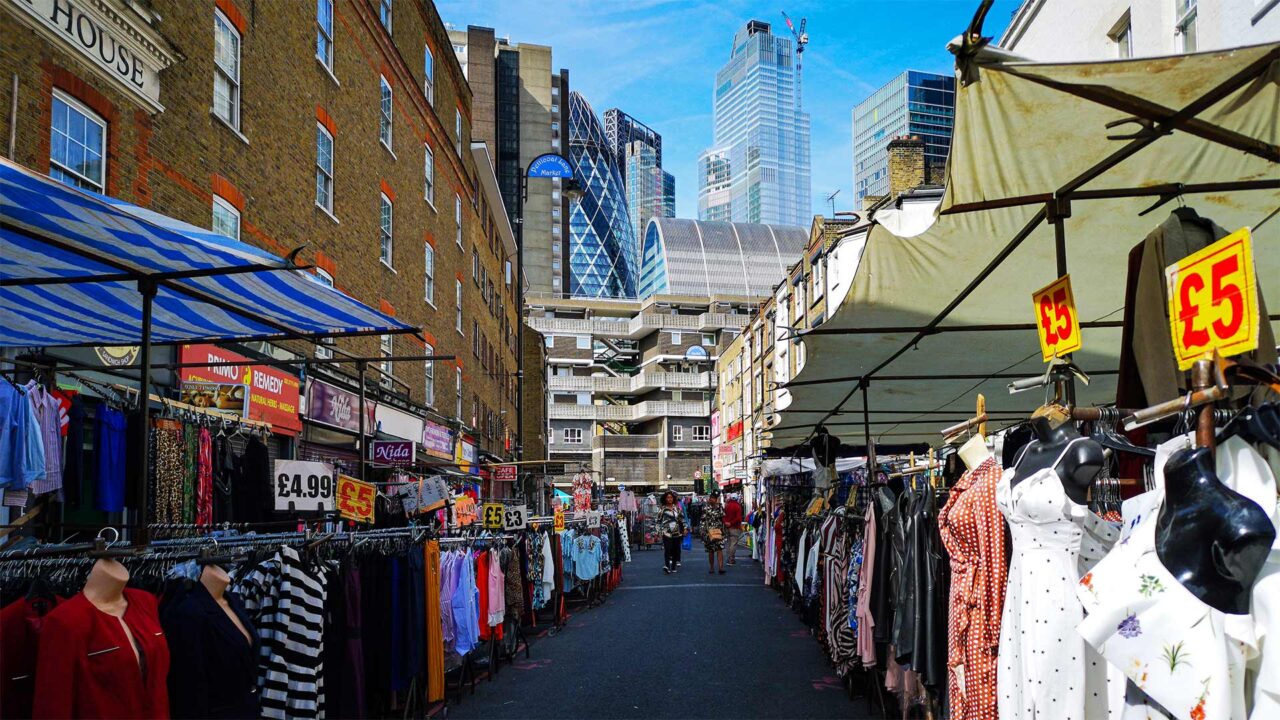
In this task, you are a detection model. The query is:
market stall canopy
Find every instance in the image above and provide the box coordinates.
[0,158,415,346]
[772,43,1280,447]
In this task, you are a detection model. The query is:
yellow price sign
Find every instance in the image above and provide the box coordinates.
[1166,228,1259,370]
[336,475,376,524]
[553,508,565,532]
[482,503,505,529]
[1031,274,1082,362]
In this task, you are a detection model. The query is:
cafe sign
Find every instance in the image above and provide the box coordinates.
[4,0,175,112]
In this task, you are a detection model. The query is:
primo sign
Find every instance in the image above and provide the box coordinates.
[5,0,174,111]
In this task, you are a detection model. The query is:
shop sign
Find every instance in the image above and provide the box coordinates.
[1166,227,1259,370]
[371,440,415,466]
[456,439,478,475]
[273,459,335,512]
[482,503,504,529]
[375,403,424,442]
[180,344,302,435]
[726,420,743,442]
[1031,274,1082,362]
[306,380,375,434]
[718,444,734,455]
[336,474,376,524]
[5,0,174,112]
[503,504,527,530]
[180,380,246,416]
[93,345,138,367]
[710,411,720,439]
[421,420,453,459]
[493,465,517,482]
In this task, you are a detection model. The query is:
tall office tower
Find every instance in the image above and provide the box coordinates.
[567,92,638,299]
[624,141,676,254]
[449,26,572,296]
[851,70,955,207]
[697,20,811,227]
[603,109,663,182]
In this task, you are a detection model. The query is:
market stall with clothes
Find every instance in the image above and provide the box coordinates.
[761,33,1280,720]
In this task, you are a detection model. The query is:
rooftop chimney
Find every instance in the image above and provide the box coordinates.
[886,135,926,199]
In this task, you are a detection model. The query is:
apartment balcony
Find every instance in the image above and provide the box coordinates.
[547,400,711,422]
[547,371,713,395]
[591,434,661,451]
[528,312,748,339]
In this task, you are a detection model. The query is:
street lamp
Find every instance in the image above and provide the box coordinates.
[514,153,580,470]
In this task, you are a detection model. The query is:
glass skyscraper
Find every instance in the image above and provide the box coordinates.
[604,109,662,182]
[852,70,955,206]
[698,20,811,227]
[625,141,675,251]
[567,92,637,299]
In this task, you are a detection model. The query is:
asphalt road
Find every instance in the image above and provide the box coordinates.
[449,542,877,719]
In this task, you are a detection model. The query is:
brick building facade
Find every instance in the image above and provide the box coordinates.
[1,0,524,462]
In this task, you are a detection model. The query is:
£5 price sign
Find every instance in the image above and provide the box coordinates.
[336,475,376,524]
[1031,274,1083,362]
[483,503,505,529]
[1166,228,1259,370]
[273,460,335,512]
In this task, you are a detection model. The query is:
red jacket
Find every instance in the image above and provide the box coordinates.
[1,596,61,720]
[33,590,170,719]
[723,500,744,529]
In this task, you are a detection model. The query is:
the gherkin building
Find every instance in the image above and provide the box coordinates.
[567,92,637,299]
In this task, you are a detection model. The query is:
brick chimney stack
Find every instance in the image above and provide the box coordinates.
[886,135,926,198]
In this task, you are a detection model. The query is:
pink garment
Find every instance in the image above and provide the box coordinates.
[856,500,877,666]
[195,427,213,526]
[486,549,505,626]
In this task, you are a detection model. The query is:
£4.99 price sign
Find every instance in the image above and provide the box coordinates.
[273,460,335,512]
[1031,274,1082,362]
[1165,228,1259,370]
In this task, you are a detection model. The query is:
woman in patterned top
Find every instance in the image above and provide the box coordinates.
[701,491,727,575]
[658,490,686,575]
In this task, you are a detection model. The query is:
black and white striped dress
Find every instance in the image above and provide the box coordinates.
[235,546,330,719]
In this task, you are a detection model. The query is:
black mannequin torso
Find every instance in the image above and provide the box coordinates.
[1155,447,1275,615]
[1010,417,1103,505]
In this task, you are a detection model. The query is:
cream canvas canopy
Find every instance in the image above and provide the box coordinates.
[771,41,1280,448]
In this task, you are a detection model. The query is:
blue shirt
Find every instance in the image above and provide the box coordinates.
[0,382,43,490]
[450,552,480,655]
[572,535,602,582]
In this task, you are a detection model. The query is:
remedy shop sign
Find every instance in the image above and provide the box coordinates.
[371,440,416,467]
[180,344,302,435]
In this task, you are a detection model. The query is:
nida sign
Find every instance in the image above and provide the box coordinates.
[5,0,175,112]
[371,440,416,467]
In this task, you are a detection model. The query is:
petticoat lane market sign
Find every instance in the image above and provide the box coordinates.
[5,0,175,112]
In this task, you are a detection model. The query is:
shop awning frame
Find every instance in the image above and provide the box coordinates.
[772,34,1280,455]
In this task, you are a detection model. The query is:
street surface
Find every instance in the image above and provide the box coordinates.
[451,545,876,719]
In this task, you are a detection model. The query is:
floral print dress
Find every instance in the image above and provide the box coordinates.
[700,502,726,552]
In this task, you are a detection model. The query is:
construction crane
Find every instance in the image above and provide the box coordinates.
[781,10,808,108]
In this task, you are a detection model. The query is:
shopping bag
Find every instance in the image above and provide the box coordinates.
[682,533,691,550]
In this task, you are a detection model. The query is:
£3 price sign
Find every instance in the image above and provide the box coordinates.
[1032,274,1083,362]
[554,508,565,532]
[336,475,376,524]
[1166,228,1259,370]
[503,504,528,530]
[483,503,505,529]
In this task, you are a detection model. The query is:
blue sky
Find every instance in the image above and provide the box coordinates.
[438,0,1022,219]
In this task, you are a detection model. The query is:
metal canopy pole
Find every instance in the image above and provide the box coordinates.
[357,361,368,483]
[135,279,157,541]
[862,381,875,473]
[1048,194,1076,406]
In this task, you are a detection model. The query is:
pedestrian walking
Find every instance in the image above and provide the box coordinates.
[723,494,744,565]
[658,490,686,574]
[701,491,727,574]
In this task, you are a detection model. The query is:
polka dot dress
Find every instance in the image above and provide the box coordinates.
[995,439,1091,720]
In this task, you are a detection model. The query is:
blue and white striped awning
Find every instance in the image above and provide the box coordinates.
[0,158,414,347]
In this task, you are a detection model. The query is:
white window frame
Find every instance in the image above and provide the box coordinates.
[316,122,334,212]
[379,0,392,33]
[545,335,554,348]
[424,144,435,206]
[672,425,684,442]
[424,342,435,407]
[455,193,463,247]
[423,44,434,106]
[211,195,240,240]
[455,370,463,419]
[455,279,463,333]
[379,193,394,268]
[1175,0,1197,53]
[455,109,463,155]
[575,336,590,350]
[213,9,241,130]
[379,75,393,150]
[314,269,335,358]
[670,331,682,344]
[379,334,393,389]
[692,425,711,442]
[424,242,435,305]
[701,332,715,347]
[316,0,334,69]
[49,91,107,192]
[563,427,583,445]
